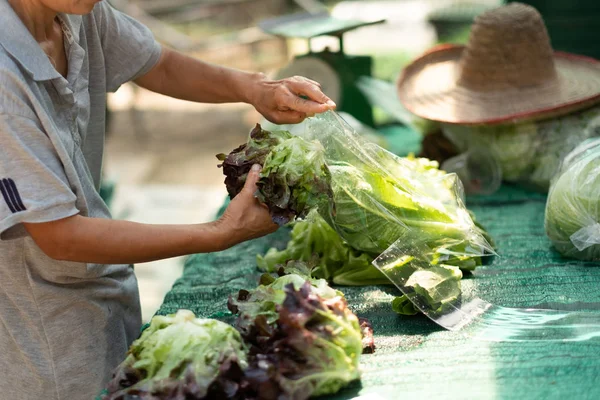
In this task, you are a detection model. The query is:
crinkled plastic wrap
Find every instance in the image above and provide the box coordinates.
[295,112,495,329]
[373,238,493,331]
[545,137,600,260]
[441,105,600,193]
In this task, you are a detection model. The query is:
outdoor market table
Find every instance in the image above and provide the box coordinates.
[154,185,600,400]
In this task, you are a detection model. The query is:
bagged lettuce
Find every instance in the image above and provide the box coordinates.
[257,210,388,286]
[545,137,600,260]
[441,104,600,192]
[294,113,493,267]
[295,112,494,327]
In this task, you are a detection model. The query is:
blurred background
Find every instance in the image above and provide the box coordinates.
[102,0,598,321]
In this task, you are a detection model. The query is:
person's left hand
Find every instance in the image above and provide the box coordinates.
[249,75,336,124]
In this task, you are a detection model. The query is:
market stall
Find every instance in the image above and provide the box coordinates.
[147,184,600,399]
[100,3,600,400]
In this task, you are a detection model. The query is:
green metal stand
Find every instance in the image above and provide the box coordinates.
[259,12,385,128]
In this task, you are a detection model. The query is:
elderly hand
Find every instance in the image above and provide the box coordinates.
[248,74,337,124]
[217,164,278,246]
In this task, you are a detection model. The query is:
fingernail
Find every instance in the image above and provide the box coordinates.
[251,164,262,172]
[327,100,336,107]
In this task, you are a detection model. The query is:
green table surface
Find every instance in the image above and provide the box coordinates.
[155,185,600,400]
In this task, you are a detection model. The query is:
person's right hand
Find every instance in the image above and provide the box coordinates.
[217,164,278,247]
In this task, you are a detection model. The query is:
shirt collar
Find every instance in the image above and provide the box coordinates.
[59,13,83,45]
[0,1,82,81]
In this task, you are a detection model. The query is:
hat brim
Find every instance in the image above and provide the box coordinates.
[397,44,600,125]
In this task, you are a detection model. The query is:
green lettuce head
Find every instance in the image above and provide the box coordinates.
[257,210,388,286]
[232,280,366,400]
[104,310,248,400]
[217,124,332,226]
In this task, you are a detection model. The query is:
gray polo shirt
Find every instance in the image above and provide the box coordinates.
[0,1,161,399]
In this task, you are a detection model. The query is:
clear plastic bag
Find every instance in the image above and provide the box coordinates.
[373,238,493,331]
[261,112,600,334]
[292,112,495,329]
[298,112,493,254]
[441,105,600,193]
[545,137,600,260]
[372,199,600,334]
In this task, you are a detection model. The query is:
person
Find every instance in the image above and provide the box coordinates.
[0,0,336,399]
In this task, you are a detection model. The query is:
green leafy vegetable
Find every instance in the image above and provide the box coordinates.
[230,279,366,400]
[443,122,538,182]
[217,124,332,225]
[391,295,419,316]
[106,270,374,400]
[441,104,600,191]
[379,255,463,316]
[545,138,600,260]
[257,210,388,286]
[321,157,491,265]
[227,272,340,338]
[104,310,248,400]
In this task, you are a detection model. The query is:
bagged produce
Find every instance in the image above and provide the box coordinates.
[292,112,494,268]
[219,111,494,321]
[545,137,600,260]
[441,104,600,192]
[218,111,493,266]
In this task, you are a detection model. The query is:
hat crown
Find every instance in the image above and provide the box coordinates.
[458,3,557,91]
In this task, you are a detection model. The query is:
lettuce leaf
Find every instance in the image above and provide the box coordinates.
[230,280,366,400]
[257,210,388,286]
[104,310,248,400]
[217,124,332,225]
[227,272,340,339]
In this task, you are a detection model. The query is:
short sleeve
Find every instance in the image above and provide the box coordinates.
[0,114,79,239]
[94,2,162,92]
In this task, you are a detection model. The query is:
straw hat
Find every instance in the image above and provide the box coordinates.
[397,3,600,126]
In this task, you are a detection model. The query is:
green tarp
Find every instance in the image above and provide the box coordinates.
[154,185,600,400]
